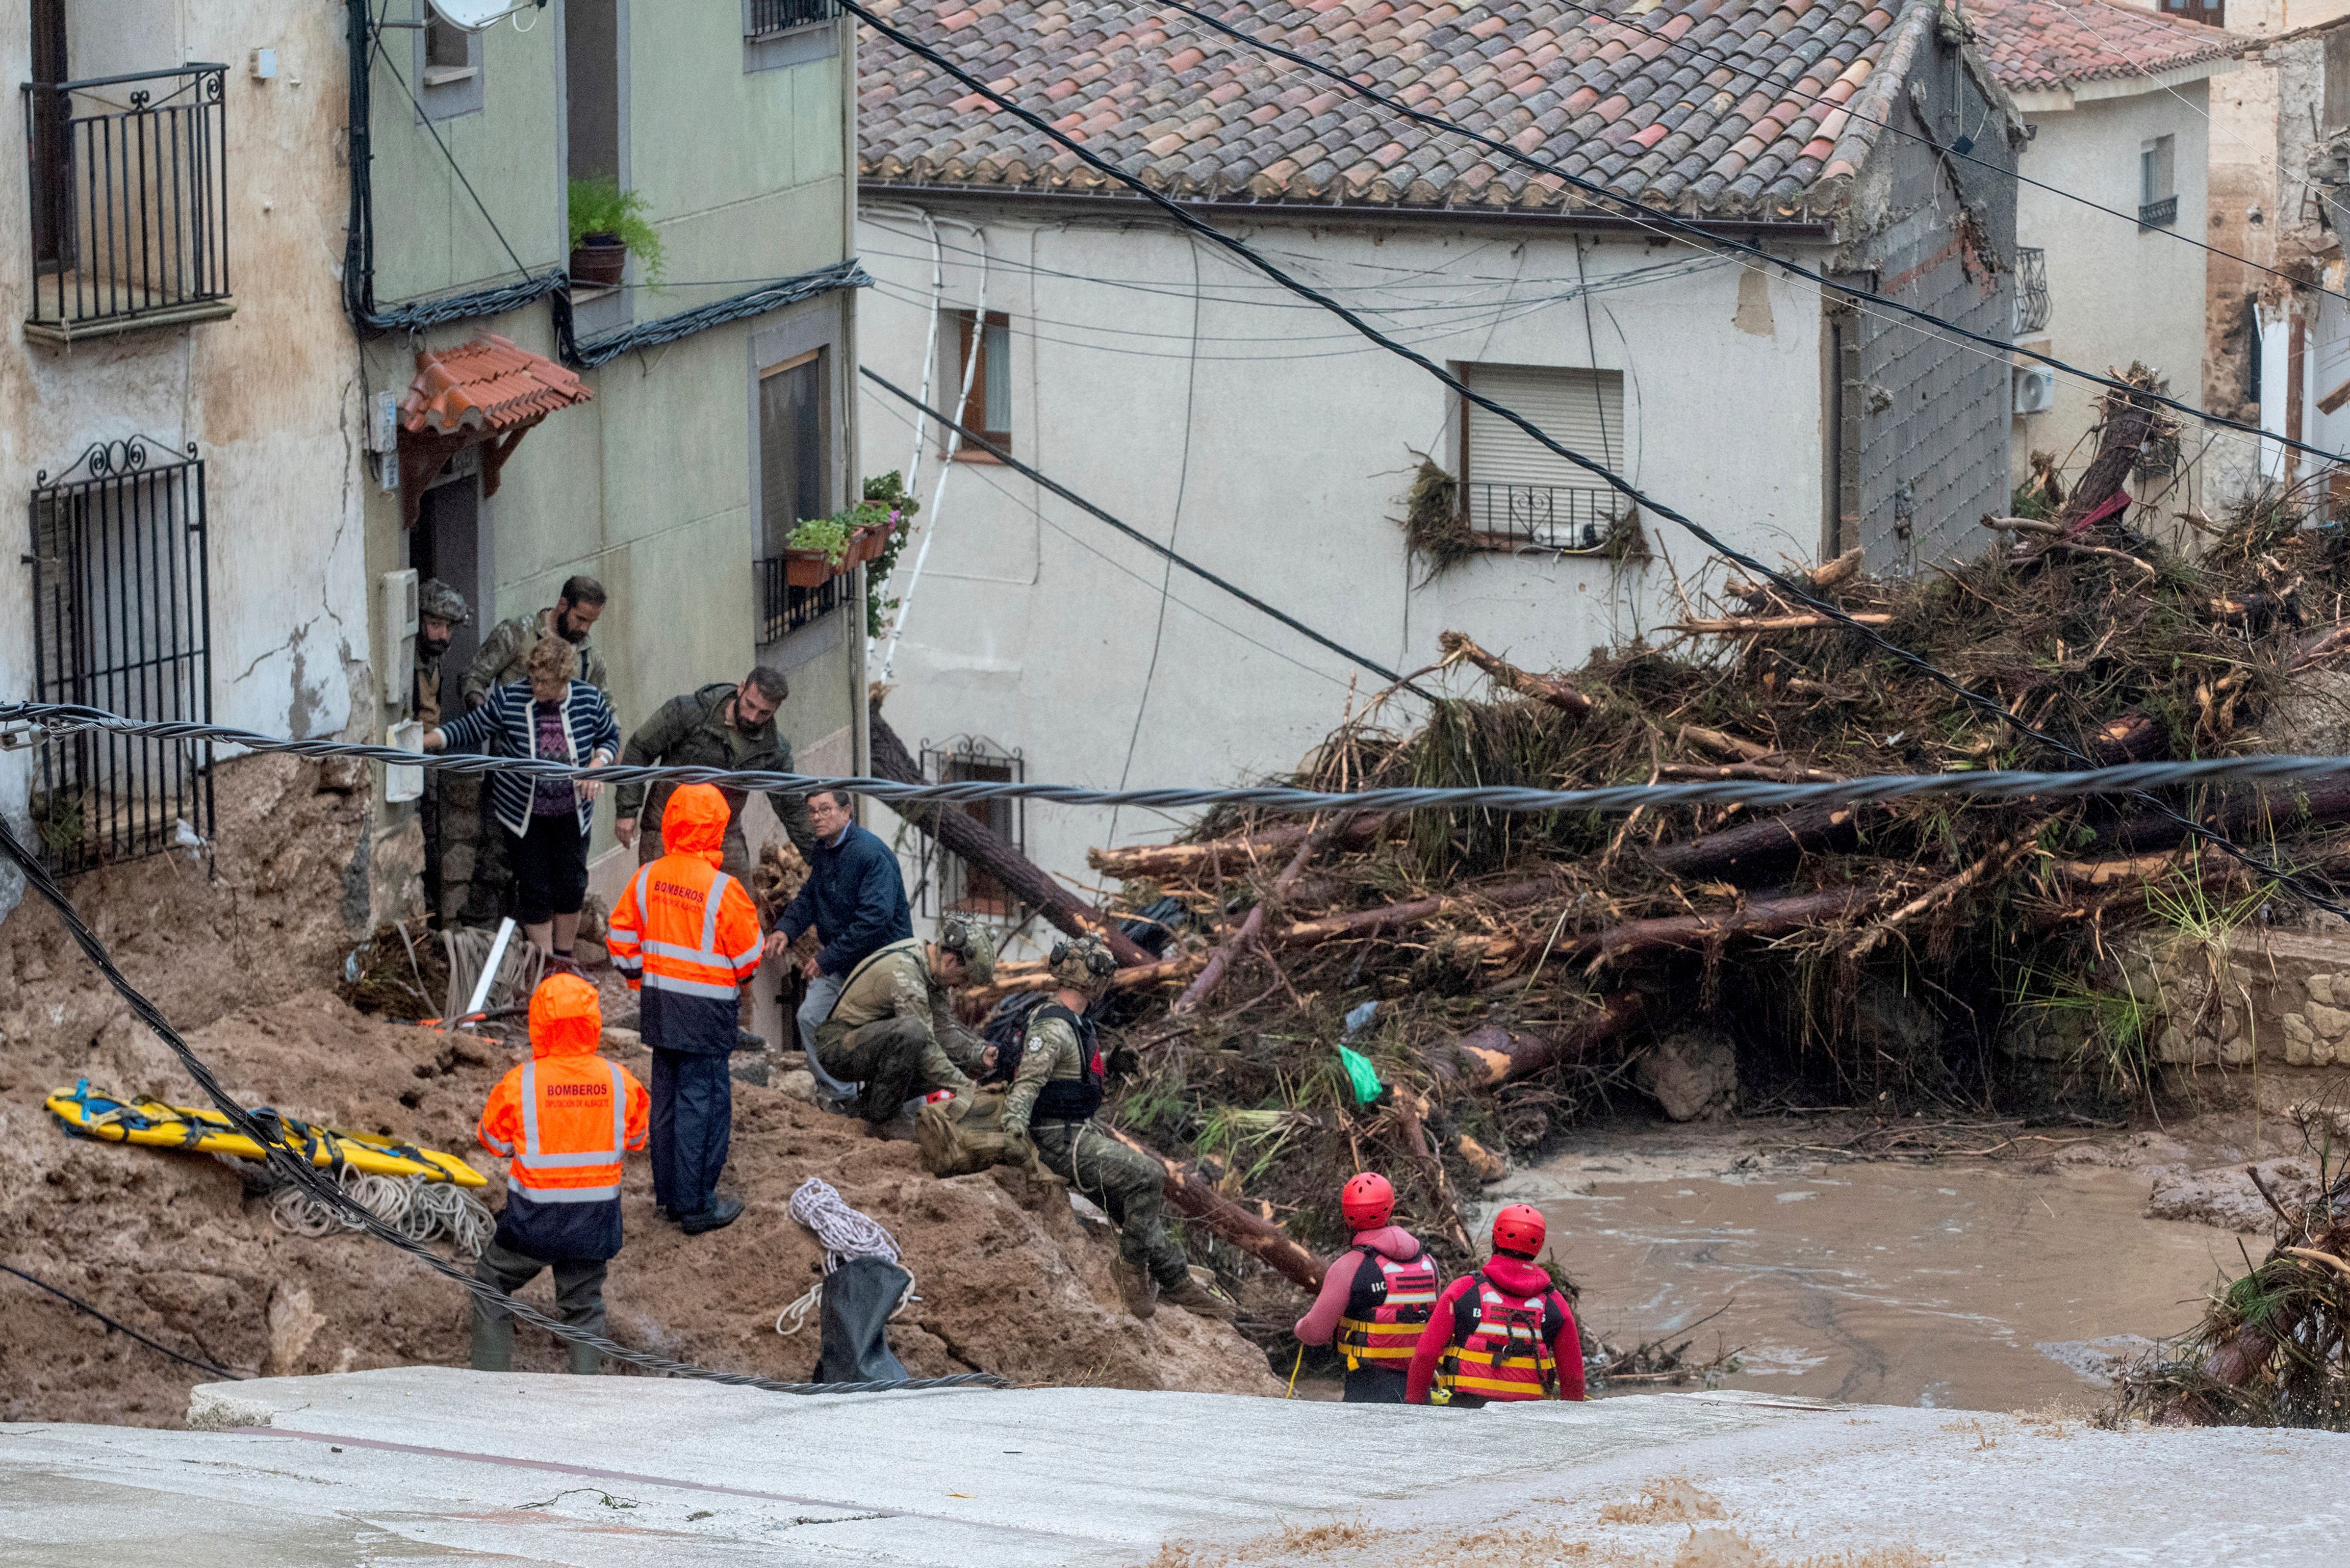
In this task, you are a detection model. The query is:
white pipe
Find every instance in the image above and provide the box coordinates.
[903,212,946,499]
[881,227,988,682]
[463,917,517,1023]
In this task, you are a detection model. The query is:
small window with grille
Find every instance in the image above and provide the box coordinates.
[913,737,1024,920]
[1458,362,1629,553]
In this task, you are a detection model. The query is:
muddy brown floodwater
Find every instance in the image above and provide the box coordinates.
[1498,1140,2242,1411]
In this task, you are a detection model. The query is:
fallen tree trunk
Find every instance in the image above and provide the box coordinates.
[1437,630,1594,719]
[1668,613,1893,634]
[1436,991,1649,1089]
[870,702,1154,968]
[1647,803,1870,879]
[1449,887,1890,972]
[2084,778,2350,857]
[1173,818,1341,1014]
[1101,1125,1327,1290]
[2057,367,2163,534]
[1088,816,1395,881]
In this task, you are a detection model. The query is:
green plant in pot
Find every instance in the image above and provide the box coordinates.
[567,177,665,291]
[781,515,854,587]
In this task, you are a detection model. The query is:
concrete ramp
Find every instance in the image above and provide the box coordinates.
[1,1368,2341,1565]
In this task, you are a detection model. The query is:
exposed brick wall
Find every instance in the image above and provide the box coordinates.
[1838,39,2020,575]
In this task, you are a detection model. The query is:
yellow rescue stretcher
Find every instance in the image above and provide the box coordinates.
[45,1079,486,1188]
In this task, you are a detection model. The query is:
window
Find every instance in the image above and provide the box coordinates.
[2327,28,2350,132]
[1458,363,1628,552]
[745,0,838,36]
[2161,0,2223,25]
[949,310,1012,457]
[914,737,1025,919]
[414,4,483,119]
[756,350,839,641]
[2139,135,2177,230]
[565,0,622,182]
[26,440,214,873]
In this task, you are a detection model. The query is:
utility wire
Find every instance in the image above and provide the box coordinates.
[1,1261,248,1381]
[0,819,1002,1400]
[861,369,1435,696]
[21,698,2350,821]
[1149,0,2342,468]
[834,0,2350,922]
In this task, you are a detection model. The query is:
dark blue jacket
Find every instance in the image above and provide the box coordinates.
[435,679,621,839]
[777,822,912,977]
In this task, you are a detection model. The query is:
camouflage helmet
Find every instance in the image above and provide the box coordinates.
[417,577,471,626]
[1048,933,1117,993]
[936,916,996,986]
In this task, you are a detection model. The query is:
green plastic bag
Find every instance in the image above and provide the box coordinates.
[1337,1044,1384,1105]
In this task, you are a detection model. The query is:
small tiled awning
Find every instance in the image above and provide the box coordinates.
[396,334,594,526]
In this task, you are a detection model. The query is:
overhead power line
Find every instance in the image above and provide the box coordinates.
[1,1261,247,1381]
[1150,0,2341,468]
[832,0,2350,924]
[21,699,2350,821]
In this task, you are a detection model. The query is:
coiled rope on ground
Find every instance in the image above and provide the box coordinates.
[775,1177,914,1337]
[267,1165,496,1255]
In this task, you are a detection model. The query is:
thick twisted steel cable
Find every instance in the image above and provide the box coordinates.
[13,697,2350,816]
[0,816,1002,1400]
[830,0,2350,923]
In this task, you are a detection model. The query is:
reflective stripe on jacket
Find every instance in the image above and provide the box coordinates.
[1336,1245,1442,1369]
[477,990,649,1263]
[605,783,763,1055]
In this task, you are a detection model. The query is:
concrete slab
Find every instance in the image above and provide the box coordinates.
[0,1369,2341,1566]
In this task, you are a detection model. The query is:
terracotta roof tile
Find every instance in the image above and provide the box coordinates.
[1966,0,2237,93]
[399,334,591,438]
[859,0,1933,218]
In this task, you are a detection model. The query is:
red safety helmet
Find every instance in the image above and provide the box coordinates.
[1341,1171,1395,1231]
[1491,1203,1547,1259]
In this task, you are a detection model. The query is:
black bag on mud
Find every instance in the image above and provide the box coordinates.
[813,1255,912,1384]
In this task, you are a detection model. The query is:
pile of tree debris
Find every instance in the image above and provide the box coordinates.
[874,376,2350,1308]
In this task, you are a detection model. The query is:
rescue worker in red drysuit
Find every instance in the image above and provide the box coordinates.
[605,782,764,1235]
[1405,1203,1586,1406]
[471,973,651,1375]
[1292,1171,1441,1403]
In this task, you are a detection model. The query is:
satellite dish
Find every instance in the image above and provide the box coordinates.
[427,0,520,30]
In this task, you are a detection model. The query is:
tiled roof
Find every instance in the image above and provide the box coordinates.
[400,334,592,436]
[1964,0,2236,93]
[859,0,1942,220]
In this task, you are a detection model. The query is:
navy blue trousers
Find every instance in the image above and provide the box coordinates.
[649,1047,733,1218]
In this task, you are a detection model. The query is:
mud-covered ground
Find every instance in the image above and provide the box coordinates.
[0,756,1276,1428]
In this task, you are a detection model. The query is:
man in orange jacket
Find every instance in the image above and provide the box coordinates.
[473,973,650,1375]
[604,782,764,1235]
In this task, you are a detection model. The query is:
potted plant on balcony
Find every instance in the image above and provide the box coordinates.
[567,177,665,291]
[781,515,854,587]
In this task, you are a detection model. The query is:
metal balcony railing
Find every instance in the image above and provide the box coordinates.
[23,64,231,343]
[2138,195,2179,231]
[755,557,846,645]
[1462,483,1622,553]
[2013,245,2050,335]
[745,0,839,35]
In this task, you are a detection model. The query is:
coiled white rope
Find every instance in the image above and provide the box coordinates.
[774,1177,915,1337]
[269,1165,494,1255]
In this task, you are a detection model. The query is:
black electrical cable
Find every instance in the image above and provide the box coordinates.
[1149,0,2340,468]
[836,0,2350,923]
[1,1261,248,1381]
[861,367,1436,698]
[0,818,1002,1400]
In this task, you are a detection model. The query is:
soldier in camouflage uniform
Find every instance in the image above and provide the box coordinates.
[612,666,815,882]
[813,918,996,1126]
[460,577,610,707]
[1004,935,1234,1322]
[414,578,469,921]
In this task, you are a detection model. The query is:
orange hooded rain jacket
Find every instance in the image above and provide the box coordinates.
[604,782,764,1055]
[477,973,650,1261]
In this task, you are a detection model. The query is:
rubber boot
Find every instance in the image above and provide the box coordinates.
[568,1339,603,1376]
[1114,1259,1157,1320]
[1160,1274,1237,1321]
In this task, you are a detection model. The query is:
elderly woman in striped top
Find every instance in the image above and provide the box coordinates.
[427,633,621,966]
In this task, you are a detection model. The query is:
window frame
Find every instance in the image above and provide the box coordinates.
[414,3,485,121]
[1455,361,1629,556]
[949,308,1013,461]
[914,736,1026,920]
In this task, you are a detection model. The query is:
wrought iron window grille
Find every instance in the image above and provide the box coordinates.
[912,736,1025,921]
[2013,246,2050,335]
[1461,482,1622,554]
[745,0,839,37]
[2138,195,2179,231]
[755,557,846,645]
[22,65,232,343]
[26,438,214,874]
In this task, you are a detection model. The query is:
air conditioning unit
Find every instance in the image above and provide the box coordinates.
[2013,364,2057,416]
[378,569,419,716]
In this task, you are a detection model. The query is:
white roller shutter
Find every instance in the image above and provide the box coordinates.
[1463,363,1626,505]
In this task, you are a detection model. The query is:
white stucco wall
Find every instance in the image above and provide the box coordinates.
[854,207,1828,943]
[0,2,367,921]
[2012,77,2216,499]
